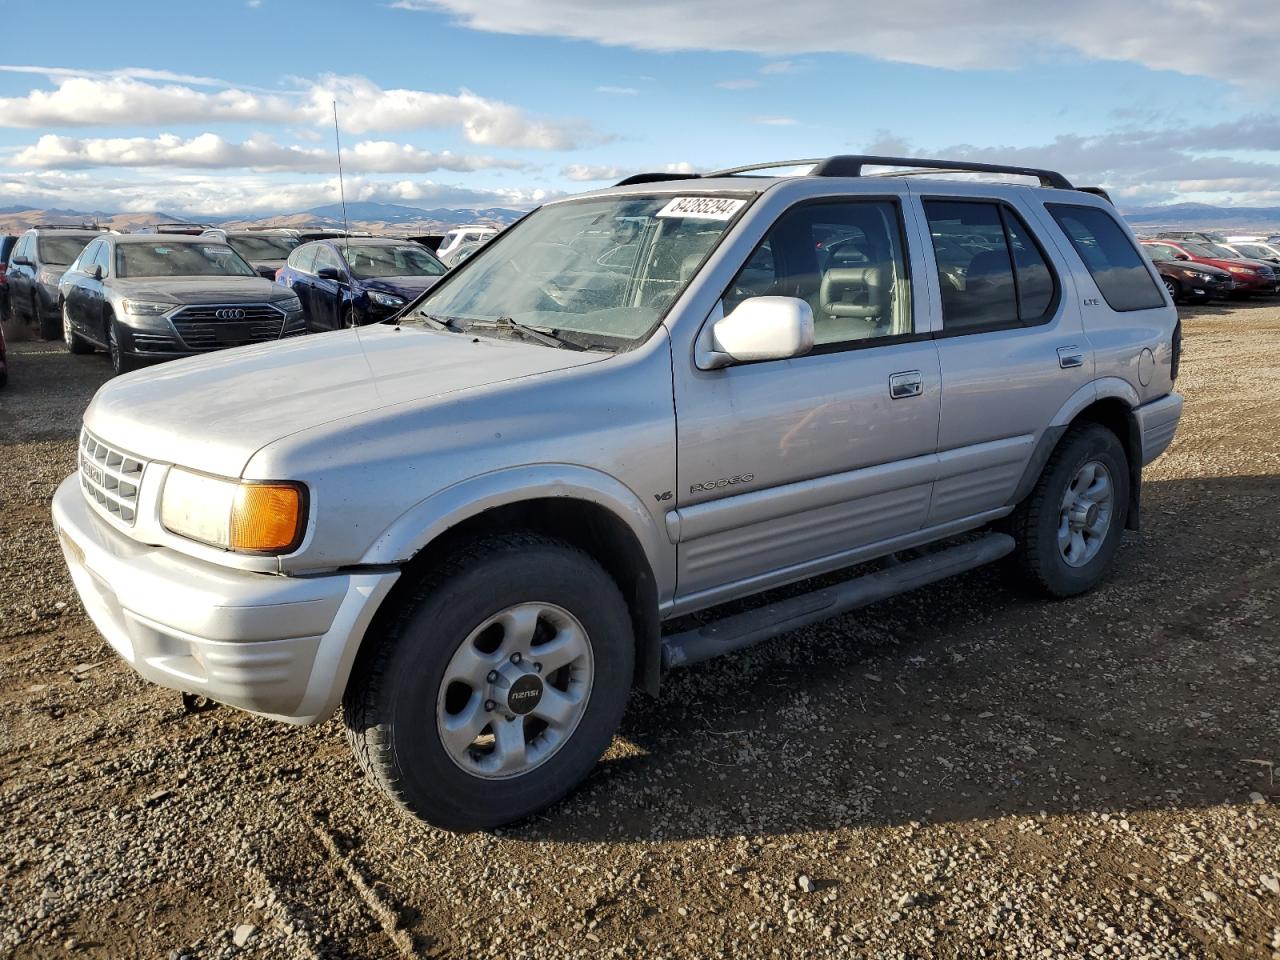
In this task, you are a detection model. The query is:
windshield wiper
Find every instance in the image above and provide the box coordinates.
[463,316,586,351]
[400,312,457,332]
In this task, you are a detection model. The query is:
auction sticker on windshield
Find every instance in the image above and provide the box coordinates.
[656,197,747,220]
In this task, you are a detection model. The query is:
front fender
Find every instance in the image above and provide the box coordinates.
[361,463,674,598]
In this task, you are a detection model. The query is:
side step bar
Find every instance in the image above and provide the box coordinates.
[661,533,1015,669]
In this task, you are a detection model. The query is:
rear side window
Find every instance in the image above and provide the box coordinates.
[287,243,319,273]
[923,200,1057,333]
[1047,204,1164,311]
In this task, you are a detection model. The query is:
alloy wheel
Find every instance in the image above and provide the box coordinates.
[436,602,594,780]
[1057,460,1114,568]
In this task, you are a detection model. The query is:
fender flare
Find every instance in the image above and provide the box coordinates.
[361,463,670,578]
[1010,378,1143,527]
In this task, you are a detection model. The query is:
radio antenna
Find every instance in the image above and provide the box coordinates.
[332,101,350,260]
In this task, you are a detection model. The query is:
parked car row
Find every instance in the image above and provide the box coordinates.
[1,219,496,376]
[1139,232,1280,303]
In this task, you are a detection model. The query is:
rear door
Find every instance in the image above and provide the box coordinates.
[8,235,33,319]
[281,243,320,330]
[911,188,1091,524]
[309,245,345,330]
[672,193,942,605]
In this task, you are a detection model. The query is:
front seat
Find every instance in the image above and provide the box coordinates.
[816,266,890,342]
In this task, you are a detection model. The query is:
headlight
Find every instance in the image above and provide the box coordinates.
[161,468,306,554]
[1190,272,1214,281]
[277,294,303,314]
[1227,266,1256,275]
[369,291,405,308]
[122,299,174,316]
[38,268,62,285]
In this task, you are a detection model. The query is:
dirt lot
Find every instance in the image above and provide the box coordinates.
[1,303,1277,960]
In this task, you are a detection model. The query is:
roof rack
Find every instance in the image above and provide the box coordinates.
[33,222,104,231]
[616,154,1076,191]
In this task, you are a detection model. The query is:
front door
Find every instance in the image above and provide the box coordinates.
[310,245,345,330]
[671,197,942,605]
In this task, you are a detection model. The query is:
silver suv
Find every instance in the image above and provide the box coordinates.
[52,155,1183,830]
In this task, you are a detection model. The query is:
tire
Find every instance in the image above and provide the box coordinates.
[343,534,634,831]
[342,305,356,328]
[62,302,93,355]
[37,296,60,340]
[1162,276,1180,303]
[1008,423,1130,598]
[106,316,139,375]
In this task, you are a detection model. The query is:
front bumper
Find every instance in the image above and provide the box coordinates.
[52,474,399,724]
[1135,392,1183,466]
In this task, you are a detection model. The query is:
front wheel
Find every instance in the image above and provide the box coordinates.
[106,316,139,375]
[1008,424,1130,598]
[343,535,634,831]
[62,303,93,354]
[1162,277,1181,303]
[37,296,60,340]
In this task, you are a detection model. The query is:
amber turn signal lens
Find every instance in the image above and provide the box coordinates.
[230,483,304,553]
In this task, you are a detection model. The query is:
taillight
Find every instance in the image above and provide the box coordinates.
[1170,320,1182,382]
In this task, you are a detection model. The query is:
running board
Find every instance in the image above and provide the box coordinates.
[661,532,1015,669]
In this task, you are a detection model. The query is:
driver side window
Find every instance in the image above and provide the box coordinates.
[722,200,913,347]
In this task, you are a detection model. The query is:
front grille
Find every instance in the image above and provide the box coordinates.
[170,303,285,350]
[80,430,147,526]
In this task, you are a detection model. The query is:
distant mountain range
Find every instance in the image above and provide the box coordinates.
[0,202,527,236]
[1,200,1277,237]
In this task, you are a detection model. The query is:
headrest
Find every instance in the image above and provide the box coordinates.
[820,266,885,319]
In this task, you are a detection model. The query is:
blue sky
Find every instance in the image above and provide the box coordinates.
[0,0,1276,215]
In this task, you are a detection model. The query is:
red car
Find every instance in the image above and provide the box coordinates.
[1141,238,1279,295]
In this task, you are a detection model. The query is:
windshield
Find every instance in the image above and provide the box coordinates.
[228,235,298,261]
[116,242,257,279]
[403,194,749,348]
[1201,242,1241,258]
[1180,243,1221,258]
[38,236,94,266]
[343,243,445,279]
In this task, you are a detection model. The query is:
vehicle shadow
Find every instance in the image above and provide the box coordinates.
[517,473,1280,843]
[1178,295,1280,318]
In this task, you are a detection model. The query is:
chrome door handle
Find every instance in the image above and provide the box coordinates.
[1057,346,1084,369]
[889,370,923,399]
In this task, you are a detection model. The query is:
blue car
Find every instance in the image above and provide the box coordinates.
[277,237,447,331]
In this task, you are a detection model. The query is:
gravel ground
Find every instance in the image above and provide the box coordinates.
[0,303,1277,960]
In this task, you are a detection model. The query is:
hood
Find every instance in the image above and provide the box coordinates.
[108,276,289,304]
[361,275,441,299]
[83,323,607,476]
[1163,260,1231,278]
[1201,256,1273,272]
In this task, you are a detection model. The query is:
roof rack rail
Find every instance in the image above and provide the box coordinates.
[1075,186,1113,204]
[616,154,1075,190]
[33,222,104,230]
[808,155,1073,189]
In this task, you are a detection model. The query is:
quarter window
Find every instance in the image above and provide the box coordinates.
[1047,204,1165,311]
[923,200,1057,333]
[313,245,343,274]
[724,200,913,348]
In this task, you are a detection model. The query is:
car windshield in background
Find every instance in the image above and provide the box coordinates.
[116,242,257,279]
[344,244,445,279]
[38,236,93,266]
[228,236,298,260]
[403,194,750,348]
[1180,243,1222,259]
[1235,243,1278,259]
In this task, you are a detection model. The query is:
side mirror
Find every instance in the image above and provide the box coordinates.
[1174,254,1190,261]
[91,265,103,281]
[317,267,344,282]
[12,255,31,267]
[707,296,814,368]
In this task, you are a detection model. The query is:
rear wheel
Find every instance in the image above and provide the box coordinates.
[344,534,634,831]
[62,303,93,355]
[1008,423,1130,598]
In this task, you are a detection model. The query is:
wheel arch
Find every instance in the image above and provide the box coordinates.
[359,468,668,695]
[1013,380,1144,531]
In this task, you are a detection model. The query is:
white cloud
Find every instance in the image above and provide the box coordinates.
[716,79,759,90]
[595,85,638,95]
[398,0,1280,85]
[561,161,697,181]
[6,133,523,174]
[752,115,797,126]
[0,170,558,217]
[0,70,603,150]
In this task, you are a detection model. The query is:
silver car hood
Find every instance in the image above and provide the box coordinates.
[108,276,290,304]
[83,324,608,477]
